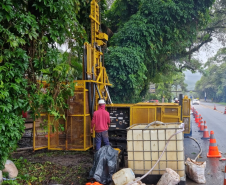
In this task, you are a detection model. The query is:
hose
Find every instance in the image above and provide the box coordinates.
[187,137,202,161]
[126,123,185,185]
[144,121,164,129]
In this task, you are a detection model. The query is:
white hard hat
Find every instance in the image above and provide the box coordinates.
[175,98,178,101]
[98,99,105,104]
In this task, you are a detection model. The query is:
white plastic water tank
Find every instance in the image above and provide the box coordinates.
[127,123,185,177]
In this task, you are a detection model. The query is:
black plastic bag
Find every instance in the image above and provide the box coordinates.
[89,145,118,184]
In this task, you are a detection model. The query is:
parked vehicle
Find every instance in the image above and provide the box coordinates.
[149,99,159,103]
[192,99,200,105]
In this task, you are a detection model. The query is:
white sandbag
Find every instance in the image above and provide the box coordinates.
[2,160,18,179]
[157,168,180,185]
[0,170,3,182]
[185,158,206,184]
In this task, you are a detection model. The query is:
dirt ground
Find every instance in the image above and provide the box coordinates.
[9,149,94,185]
[3,123,94,185]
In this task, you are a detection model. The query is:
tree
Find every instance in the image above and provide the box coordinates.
[104,0,215,103]
[195,48,226,102]
[146,72,187,102]
[0,0,91,170]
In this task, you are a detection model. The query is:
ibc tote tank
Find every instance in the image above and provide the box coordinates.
[127,123,185,178]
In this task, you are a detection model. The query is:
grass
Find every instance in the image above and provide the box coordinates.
[2,151,92,185]
[218,102,226,106]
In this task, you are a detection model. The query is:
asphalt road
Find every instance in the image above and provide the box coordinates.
[185,101,226,185]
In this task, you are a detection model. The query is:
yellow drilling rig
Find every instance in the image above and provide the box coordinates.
[32,3,191,184]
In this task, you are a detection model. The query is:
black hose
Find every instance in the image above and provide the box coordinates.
[188,137,202,161]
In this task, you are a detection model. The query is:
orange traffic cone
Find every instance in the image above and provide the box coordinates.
[195,113,199,123]
[201,121,210,139]
[214,105,216,110]
[224,107,226,114]
[207,131,221,158]
[198,120,204,132]
[198,116,202,127]
[86,182,103,185]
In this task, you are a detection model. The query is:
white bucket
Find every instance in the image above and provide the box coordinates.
[112,168,135,185]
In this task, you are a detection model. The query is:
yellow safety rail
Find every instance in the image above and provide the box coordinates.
[33,114,48,150]
[182,95,191,134]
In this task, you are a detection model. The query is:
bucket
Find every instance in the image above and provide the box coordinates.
[112,168,135,185]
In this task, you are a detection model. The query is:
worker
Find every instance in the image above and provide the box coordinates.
[174,98,179,103]
[91,99,110,151]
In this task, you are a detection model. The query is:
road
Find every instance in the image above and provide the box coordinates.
[185,101,226,185]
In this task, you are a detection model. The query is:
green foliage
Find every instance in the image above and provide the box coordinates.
[0,59,28,170]
[195,48,226,102]
[0,0,89,170]
[144,72,188,102]
[105,0,214,102]
[105,46,147,102]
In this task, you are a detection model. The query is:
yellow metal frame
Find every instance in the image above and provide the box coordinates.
[130,104,181,125]
[106,102,186,129]
[182,95,191,134]
[130,106,157,125]
[47,114,66,150]
[33,113,48,151]
[33,81,93,151]
[67,80,93,151]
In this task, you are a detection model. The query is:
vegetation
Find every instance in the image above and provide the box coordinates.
[195,48,226,102]
[145,73,188,102]
[104,0,215,102]
[2,151,92,185]
[0,0,93,170]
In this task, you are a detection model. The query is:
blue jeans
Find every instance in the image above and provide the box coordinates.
[95,130,110,151]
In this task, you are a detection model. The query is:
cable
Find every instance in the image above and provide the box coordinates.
[126,123,185,185]
[187,137,202,161]
[144,121,164,129]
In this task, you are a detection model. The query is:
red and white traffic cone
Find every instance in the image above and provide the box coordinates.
[207,131,221,158]
[198,120,204,132]
[202,121,210,139]
[214,105,216,110]
[224,107,226,114]
[195,113,199,123]
[198,116,202,127]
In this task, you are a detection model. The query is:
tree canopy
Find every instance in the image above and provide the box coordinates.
[145,72,188,102]
[195,48,226,102]
[104,0,215,103]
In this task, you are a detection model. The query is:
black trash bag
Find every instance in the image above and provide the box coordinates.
[89,145,118,184]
